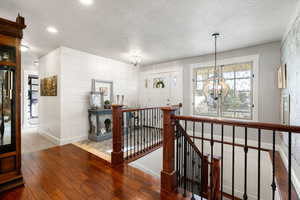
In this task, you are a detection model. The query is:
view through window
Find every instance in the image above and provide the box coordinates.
[193,62,253,120]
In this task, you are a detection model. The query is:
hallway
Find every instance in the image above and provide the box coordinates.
[0,145,180,200]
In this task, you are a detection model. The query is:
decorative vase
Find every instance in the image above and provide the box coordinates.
[116,95,120,104]
[121,95,124,105]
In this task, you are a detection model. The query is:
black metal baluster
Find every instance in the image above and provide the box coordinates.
[288,131,292,200]
[221,124,224,200]
[134,112,136,156]
[183,134,187,197]
[155,108,158,144]
[210,123,214,200]
[243,127,248,200]
[258,129,261,200]
[130,112,133,158]
[137,110,140,154]
[232,126,235,199]
[176,122,180,192]
[139,110,142,152]
[126,113,128,159]
[201,122,204,200]
[201,122,204,155]
[179,123,183,189]
[147,109,149,150]
[143,109,146,151]
[191,122,195,199]
[140,110,142,153]
[271,130,276,200]
[151,108,153,147]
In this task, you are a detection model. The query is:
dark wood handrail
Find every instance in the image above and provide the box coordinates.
[122,103,182,113]
[190,136,270,152]
[176,122,208,160]
[173,115,300,133]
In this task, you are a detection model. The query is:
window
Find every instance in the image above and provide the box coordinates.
[193,62,253,120]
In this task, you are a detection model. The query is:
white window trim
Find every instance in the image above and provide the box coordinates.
[190,54,259,121]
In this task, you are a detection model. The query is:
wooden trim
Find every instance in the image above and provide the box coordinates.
[160,107,177,192]
[122,103,182,113]
[125,142,162,163]
[173,115,300,133]
[211,158,221,200]
[0,15,26,39]
[190,135,270,152]
[111,105,124,167]
[268,151,299,200]
[0,61,17,66]
[0,152,16,159]
[176,124,207,159]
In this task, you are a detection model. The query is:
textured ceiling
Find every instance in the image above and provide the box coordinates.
[0,0,297,65]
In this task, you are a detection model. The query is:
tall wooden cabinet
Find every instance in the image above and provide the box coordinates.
[0,15,26,192]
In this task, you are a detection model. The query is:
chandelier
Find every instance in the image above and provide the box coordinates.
[130,55,142,67]
[203,33,229,101]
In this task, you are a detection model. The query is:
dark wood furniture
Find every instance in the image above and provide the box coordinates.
[0,15,26,192]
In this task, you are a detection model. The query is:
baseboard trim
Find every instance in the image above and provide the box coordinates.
[38,129,87,146]
[38,129,61,145]
[129,161,160,179]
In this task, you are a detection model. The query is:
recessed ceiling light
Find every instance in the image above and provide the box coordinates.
[20,45,29,52]
[79,0,94,6]
[47,26,58,34]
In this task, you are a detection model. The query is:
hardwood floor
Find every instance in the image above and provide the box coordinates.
[269,151,299,200]
[0,144,183,200]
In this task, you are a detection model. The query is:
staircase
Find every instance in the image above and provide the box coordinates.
[111,105,300,200]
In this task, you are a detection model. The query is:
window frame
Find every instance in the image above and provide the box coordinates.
[190,55,259,121]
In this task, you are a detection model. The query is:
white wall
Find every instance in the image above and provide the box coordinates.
[38,47,139,145]
[38,48,62,141]
[143,42,281,143]
[138,65,183,107]
[59,47,139,144]
[280,1,300,195]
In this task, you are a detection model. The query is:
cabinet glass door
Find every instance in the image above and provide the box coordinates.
[0,66,15,153]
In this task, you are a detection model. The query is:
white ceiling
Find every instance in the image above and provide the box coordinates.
[0,0,297,65]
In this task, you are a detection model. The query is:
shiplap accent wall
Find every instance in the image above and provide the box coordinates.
[39,48,62,141]
[38,47,138,145]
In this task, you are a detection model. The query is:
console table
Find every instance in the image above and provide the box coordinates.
[88,108,112,142]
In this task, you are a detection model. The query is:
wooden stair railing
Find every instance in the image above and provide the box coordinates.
[111,104,182,167]
[172,114,300,200]
[161,107,220,200]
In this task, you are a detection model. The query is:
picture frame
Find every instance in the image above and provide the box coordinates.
[277,64,287,89]
[40,75,57,96]
[91,79,113,103]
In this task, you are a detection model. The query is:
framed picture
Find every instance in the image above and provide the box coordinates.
[40,75,57,96]
[91,79,113,103]
[277,66,283,89]
[282,64,287,88]
[277,64,287,89]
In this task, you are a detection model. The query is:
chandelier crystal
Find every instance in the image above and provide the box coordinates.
[203,33,229,101]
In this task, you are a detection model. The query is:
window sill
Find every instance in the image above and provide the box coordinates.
[191,114,258,123]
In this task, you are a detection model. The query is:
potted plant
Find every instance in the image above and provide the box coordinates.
[104,100,111,109]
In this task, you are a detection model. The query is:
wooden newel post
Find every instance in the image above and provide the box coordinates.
[111,104,124,167]
[160,107,176,192]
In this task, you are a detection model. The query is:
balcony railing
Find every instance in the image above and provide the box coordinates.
[112,104,300,199]
[111,104,182,165]
[161,108,300,200]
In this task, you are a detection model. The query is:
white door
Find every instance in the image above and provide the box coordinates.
[139,70,182,107]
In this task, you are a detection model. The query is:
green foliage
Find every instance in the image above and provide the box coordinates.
[104,100,111,105]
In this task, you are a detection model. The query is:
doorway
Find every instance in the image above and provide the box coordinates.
[139,70,183,107]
